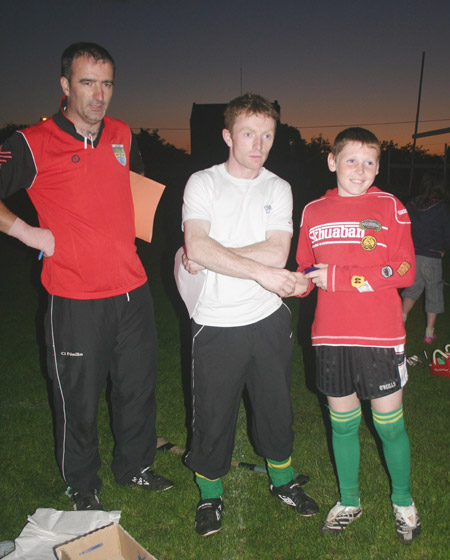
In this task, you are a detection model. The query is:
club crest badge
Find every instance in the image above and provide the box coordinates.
[361,235,377,251]
[397,261,411,276]
[112,144,127,166]
[360,219,382,232]
[381,265,394,278]
[351,275,365,287]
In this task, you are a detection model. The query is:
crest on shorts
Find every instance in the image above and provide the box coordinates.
[112,144,127,166]
[361,235,377,251]
[379,381,397,391]
[360,219,382,232]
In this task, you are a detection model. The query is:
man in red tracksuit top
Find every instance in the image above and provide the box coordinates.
[293,127,421,544]
[0,42,173,510]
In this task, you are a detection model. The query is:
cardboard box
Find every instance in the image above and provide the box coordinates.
[54,523,157,560]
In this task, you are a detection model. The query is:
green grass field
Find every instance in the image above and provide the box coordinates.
[0,230,449,559]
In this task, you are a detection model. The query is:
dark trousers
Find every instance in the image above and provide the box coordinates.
[185,304,294,480]
[45,283,158,493]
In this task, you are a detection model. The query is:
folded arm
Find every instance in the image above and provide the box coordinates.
[184,219,296,297]
[230,228,292,268]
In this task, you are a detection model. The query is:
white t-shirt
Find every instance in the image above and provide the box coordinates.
[181,163,293,327]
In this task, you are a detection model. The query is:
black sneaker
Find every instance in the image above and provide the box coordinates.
[195,497,224,537]
[70,490,103,511]
[270,475,319,516]
[129,467,174,491]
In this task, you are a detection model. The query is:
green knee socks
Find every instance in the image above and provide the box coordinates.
[195,473,224,500]
[266,457,295,487]
[330,405,362,507]
[195,455,296,498]
[372,406,412,506]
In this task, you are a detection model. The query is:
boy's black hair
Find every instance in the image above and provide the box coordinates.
[61,42,115,81]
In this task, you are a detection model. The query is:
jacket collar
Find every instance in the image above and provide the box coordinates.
[52,97,105,147]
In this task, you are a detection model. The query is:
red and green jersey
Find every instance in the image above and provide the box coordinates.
[296,187,415,347]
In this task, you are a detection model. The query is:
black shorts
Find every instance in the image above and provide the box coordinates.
[315,345,408,400]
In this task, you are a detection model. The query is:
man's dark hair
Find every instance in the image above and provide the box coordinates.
[332,127,381,159]
[224,93,279,132]
[61,42,115,81]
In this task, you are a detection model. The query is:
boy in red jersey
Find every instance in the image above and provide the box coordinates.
[293,127,421,543]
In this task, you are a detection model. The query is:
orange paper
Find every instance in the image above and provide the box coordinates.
[130,171,165,242]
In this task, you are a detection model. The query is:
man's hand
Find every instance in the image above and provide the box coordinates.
[306,263,328,290]
[290,271,309,296]
[8,217,55,257]
[182,251,205,275]
[254,267,297,298]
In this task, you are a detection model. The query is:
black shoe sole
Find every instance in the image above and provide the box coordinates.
[196,526,222,537]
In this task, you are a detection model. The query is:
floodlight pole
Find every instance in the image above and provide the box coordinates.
[409,51,425,195]
[445,144,448,182]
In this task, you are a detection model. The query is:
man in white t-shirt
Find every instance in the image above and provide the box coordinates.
[180,93,318,537]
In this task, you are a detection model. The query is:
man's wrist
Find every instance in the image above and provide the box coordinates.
[7,217,29,240]
[7,217,54,255]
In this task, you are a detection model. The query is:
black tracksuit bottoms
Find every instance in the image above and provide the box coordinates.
[185,303,294,480]
[45,283,158,494]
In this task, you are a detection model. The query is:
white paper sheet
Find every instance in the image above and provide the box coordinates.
[7,508,120,559]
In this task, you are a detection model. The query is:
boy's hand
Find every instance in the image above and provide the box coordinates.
[306,263,328,290]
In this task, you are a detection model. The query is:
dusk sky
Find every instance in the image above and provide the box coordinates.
[1,0,449,155]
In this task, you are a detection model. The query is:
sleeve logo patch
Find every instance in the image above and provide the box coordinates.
[360,219,382,232]
[381,265,394,278]
[361,235,377,251]
[351,275,365,287]
[397,261,411,276]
